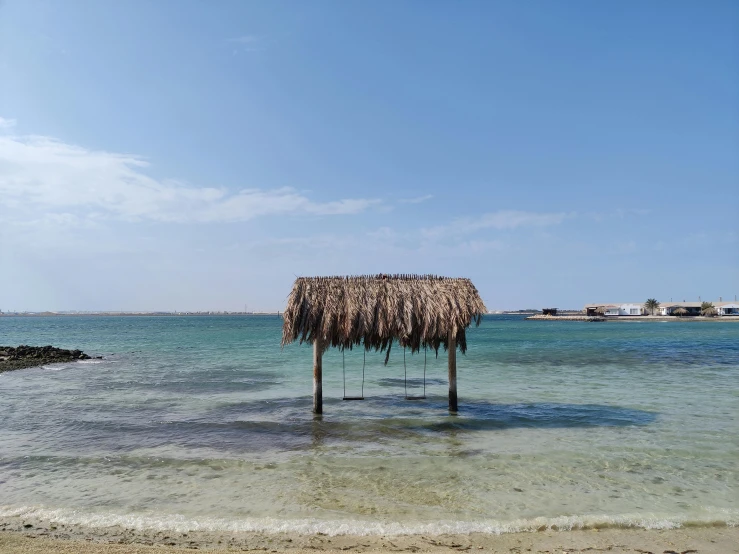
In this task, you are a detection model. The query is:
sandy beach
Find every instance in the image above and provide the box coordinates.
[2,525,738,554]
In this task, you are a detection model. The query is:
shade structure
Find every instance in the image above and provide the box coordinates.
[282,274,486,354]
[281,274,487,414]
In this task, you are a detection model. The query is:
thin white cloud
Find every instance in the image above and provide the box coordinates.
[228,35,260,44]
[227,35,265,53]
[398,194,434,204]
[0,117,17,129]
[457,239,507,253]
[589,208,651,222]
[0,130,380,224]
[366,226,398,240]
[422,210,572,238]
[614,240,637,254]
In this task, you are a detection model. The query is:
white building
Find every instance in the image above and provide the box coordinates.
[716,302,739,315]
[584,303,643,316]
[618,303,644,316]
[658,302,702,316]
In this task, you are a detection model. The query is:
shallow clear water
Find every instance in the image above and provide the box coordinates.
[1,315,737,534]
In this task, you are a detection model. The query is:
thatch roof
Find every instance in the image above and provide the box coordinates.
[281,274,486,359]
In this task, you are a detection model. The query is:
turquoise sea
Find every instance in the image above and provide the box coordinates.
[0,315,737,535]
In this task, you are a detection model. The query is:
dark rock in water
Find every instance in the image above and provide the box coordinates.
[0,345,94,373]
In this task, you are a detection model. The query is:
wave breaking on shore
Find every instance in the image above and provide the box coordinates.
[2,505,737,537]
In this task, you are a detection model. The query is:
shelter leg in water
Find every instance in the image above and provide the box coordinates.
[448,331,457,412]
[313,339,322,414]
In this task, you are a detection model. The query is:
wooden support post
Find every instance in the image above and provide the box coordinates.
[448,330,457,412]
[313,339,323,414]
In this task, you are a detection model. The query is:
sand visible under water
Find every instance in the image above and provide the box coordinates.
[3,316,737,552]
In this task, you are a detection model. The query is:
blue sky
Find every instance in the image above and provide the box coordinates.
[1,0,737,311]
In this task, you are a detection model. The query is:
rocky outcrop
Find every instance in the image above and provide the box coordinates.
[0,345,93,373]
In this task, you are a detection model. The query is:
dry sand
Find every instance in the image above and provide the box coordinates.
[1,525,737,554]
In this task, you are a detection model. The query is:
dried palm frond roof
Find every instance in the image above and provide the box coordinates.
[281,274,486,359]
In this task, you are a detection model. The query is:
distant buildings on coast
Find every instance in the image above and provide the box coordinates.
[584,301,739,317]
[495,299,739,317]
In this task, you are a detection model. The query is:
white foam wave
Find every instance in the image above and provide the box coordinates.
[40,360,104,370]
[1,505,737,536]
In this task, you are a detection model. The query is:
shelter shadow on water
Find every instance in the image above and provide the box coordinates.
[199,396,658,447]
[37,398,658,457]
[411,398,657,431]
[376,377,447,387]
[206,395,658,432]
[314,396,658,430]
[303,398,658,449]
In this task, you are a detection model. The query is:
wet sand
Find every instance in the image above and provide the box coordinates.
[1,524,738,554]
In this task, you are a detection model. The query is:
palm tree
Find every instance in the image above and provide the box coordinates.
[701,302,716,316]
[644,298,660,315]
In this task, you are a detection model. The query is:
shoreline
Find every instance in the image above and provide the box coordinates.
[607,315,739,321]
[526,314,739,322]
[525,315,605,321]
[4,312,739,321]
[1,525,738,553]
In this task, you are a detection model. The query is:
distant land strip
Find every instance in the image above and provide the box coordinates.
[0,311,281,317]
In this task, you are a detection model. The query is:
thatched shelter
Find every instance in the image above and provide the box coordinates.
[585,305,612,316]
[281,274,487,414]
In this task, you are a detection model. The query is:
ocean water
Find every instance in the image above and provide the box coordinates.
[0,315,737,535]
